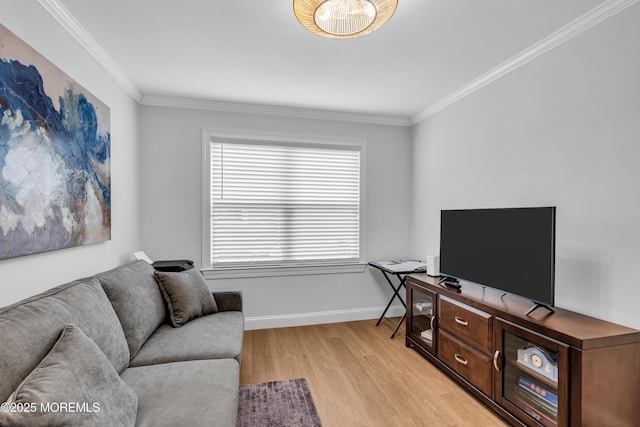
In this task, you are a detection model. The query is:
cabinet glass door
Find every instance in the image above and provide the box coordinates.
[408,285,437,354]
[495,319,569,427]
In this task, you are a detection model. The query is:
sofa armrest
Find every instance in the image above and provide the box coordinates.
[210,289,243,312]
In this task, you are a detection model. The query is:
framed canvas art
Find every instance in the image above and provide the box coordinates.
[0,23,111,260]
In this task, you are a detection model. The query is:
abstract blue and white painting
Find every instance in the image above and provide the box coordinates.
[0,23,111,260]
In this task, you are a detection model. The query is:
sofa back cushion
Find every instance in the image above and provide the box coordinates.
[0,277,130,403]
[96,260,166,359]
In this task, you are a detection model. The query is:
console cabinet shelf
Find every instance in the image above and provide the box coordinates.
[405,274,640,427]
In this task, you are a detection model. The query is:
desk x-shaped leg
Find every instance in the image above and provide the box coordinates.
[375,270,407,338]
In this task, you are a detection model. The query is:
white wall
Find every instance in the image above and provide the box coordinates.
[411,4,640,329]
[139,106,412,328]
[0,3,142,306]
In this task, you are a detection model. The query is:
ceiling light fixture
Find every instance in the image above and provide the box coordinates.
[293,0,398,39]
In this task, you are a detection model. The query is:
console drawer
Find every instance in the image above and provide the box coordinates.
[438,329,493,397]
[439,296,493,354]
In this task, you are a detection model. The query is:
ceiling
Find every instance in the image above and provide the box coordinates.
[56,0,611,123]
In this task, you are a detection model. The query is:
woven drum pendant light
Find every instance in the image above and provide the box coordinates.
[294,0,398,39]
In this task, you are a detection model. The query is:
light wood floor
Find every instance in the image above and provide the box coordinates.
[240,318,508,426]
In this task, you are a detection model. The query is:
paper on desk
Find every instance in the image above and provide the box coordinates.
[371,260,426,273]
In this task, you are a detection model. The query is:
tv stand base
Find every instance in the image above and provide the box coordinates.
[524,302,555,316]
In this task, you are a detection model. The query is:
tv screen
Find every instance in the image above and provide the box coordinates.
[439,207,556,308]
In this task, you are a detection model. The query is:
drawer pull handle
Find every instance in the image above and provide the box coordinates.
[430,314,436,331]
[493,350,501,372]
[454,354,468,366]
[454,316,469,326]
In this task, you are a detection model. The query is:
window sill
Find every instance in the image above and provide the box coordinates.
[202,262,367,280]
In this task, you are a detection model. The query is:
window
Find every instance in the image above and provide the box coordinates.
[202,131,365,276]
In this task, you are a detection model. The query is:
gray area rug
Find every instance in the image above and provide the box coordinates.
[237,378,322,427]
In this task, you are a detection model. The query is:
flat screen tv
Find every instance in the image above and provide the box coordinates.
[439,207,556,315]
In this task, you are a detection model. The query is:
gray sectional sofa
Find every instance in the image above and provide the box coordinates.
[0,260,244,427]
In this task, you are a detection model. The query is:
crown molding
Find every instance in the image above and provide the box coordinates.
[141,95,412,126]
[38,0,143,103]
[39,0,407,125]
[410,0,639,125]
[41,0,636,127]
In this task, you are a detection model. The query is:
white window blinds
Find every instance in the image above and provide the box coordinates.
[209,141,361,266]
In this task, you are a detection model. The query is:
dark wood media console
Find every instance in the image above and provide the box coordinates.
[405,273,640,427]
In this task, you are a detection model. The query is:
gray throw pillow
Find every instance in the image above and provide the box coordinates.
[154,268,218,327]
[0,324,138,427]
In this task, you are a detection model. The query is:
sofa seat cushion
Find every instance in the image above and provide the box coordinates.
[96,260,166,359]
[0,325,138,427]
[130,311,244,367]
[0,277,130,402]
[121,359,239,427]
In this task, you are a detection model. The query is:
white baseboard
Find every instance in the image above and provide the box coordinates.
[244,305,405,330]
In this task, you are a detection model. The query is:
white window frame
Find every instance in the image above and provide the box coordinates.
[201,128,367,279]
